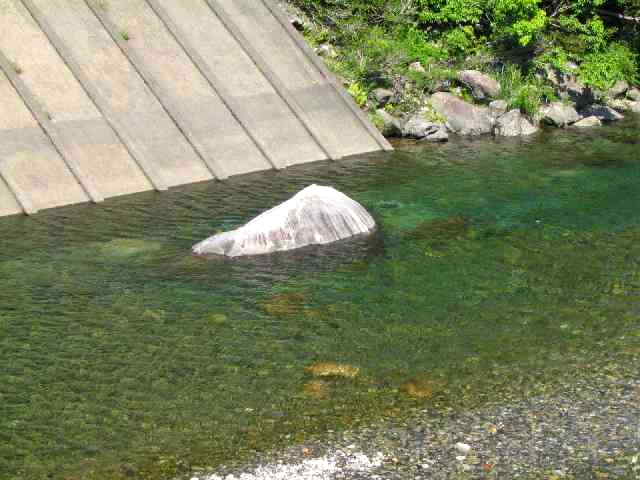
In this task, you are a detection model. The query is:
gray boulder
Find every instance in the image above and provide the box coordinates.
[315,44,337,59]
[609,99,640,113]
[489,100,509,118]
[627,88,640,101]
[371,88,394,107]
[375,109,402,137]
[458,70,501,100]
[572,116,602,128]
[628,101,640,113]
[565,80,596,109]
[402,112,444,139]
[193,185,376,257]
[608,80,629,98]
[540,102,581,127]
[580,104,624,122]
[420,127,449,142]
[408,61,426,73]
[429,92,494,136]
[494,110,539,137]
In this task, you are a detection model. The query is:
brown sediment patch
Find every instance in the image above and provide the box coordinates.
[400,375,444,399]
[303,380,331,399]
[407,216,470,244]
[305,362,360,379]
[261,292,308,317]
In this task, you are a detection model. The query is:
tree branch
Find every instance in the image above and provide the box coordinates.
[597,9,640,25]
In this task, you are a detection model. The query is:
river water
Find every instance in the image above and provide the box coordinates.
[1,117,639,479]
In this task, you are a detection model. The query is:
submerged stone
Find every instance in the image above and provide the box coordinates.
[305,362,360,378]
[97,238,162,258]
[192,185,376,257]
[303,380,331,399]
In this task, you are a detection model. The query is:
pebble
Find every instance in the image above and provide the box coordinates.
[455,442,471,455]
[194,357,640,480]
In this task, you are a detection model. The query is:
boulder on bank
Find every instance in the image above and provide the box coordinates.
[457,70,501,100]
[192,185,376,257]
[401,112,448,142]
[609,99,640,113]
[572,116,602,128]
[627,88,640,101]
[608,80,629,98]
[371,88,394,107]
[565,79,596,109]
[540,102,581,127]
[429,92,494,136]
[580,104,624,122]
[489,100,509,118]
[494,110,539,137]
[375,109,403,137]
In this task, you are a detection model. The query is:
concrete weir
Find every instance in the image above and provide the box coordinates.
[0,0,391,217]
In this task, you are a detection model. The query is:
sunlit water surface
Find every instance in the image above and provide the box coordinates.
[2,118,640,479]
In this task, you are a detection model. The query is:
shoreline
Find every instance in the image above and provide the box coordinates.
[193,352,640,480]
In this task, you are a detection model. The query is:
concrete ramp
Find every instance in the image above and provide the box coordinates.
[0,0,392,217]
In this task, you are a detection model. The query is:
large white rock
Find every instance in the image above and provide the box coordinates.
[193,185,376,257]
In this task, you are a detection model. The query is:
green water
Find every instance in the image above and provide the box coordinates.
[2,119,640,479]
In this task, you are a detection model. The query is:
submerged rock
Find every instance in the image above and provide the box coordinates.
[97,238,162,258]
[305,362,360,378]
[193,185,376,257]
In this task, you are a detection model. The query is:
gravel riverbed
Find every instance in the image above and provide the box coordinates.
[192,359,640,480]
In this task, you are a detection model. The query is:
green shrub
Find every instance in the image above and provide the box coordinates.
[443,26,477,55]
[396,26,448,64]
[348,82,369,107]
[498,65,556,115]
[578,43,639,89]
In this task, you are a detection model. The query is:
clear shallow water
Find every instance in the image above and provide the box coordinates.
[1,118,640,479]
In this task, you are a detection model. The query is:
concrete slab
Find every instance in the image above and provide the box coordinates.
[0,176,23,217]
[0,0,391,218]
[0,0,154,200]
[24,0,213,189]
[89,0,273,178]
[216,0,383,158]
[154,0,328,168]
[0,72,89,212]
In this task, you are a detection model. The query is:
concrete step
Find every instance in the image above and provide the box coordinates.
[0,0,391,218]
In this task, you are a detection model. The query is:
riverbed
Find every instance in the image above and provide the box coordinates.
[1,117,639,479]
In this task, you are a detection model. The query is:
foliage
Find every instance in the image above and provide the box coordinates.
[348,81,369,107]
[578,43,639,89]
[290,0,639,108]
[498,65,556,115]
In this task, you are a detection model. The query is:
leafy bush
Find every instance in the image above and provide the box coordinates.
[498,65,556,115]
[348,82,369,107]
[578,43,639,89]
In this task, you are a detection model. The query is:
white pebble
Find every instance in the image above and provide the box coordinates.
[455,442,472,455]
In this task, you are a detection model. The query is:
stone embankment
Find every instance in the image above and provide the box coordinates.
[277,1,639,143]
[374,69,640,142]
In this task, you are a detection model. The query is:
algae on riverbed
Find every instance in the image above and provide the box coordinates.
[1,118,639,480]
